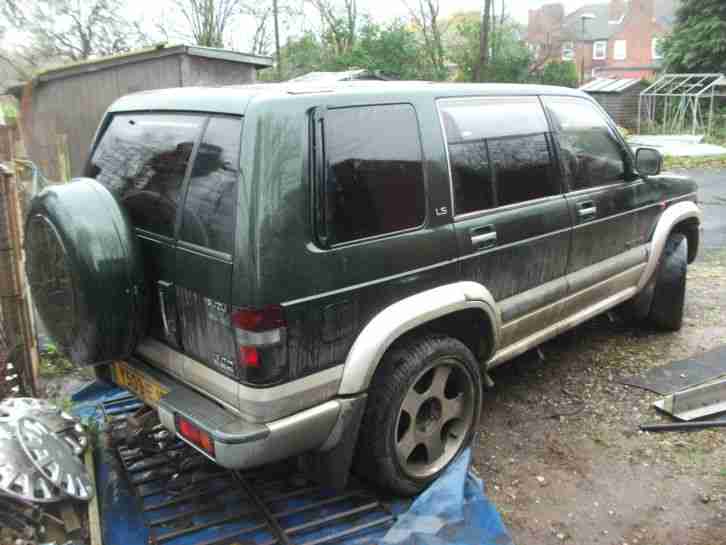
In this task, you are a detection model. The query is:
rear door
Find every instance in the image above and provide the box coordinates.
[438,97,571,348]
[87,113,242,390]
[542,97,645,314]
[174,116,242,390]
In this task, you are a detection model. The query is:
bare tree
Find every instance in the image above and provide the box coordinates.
[1,0,149,66]
[402,0,446,79]
[238,4,273,55]
[173,0,242,48]
[307,0,358,57]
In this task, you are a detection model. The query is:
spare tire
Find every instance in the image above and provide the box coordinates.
[25,178,147,365]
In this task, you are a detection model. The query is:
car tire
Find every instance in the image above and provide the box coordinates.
[647,233,688,331]
[355,334,482,496]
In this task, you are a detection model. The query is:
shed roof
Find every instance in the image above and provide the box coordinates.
[580,77,644,93]
[35,45,273,83]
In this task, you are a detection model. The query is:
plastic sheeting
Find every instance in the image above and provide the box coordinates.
[381,448,512,545]
[72,382,511,545]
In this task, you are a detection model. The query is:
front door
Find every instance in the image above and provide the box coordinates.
[542,97,646,315]
[438,97,571,349]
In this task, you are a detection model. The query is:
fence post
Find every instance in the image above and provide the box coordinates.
[0,126,39,396]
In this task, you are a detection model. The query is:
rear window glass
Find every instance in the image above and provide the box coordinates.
[87,113,204,238]
[179,117,242,255]
[323,104,426,245]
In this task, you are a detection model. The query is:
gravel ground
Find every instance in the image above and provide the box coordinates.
[474,248,726,545]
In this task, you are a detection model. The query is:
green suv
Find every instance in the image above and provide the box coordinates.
[25,82,701,495]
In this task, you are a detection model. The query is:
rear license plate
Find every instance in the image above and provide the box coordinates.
[112,361,169,406]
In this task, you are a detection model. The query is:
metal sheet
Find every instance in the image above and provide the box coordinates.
[619,344,726,395]
[653,377,726,421]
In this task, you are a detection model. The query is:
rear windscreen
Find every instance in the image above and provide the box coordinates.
[87,113,205,239]
[87,113,243,255]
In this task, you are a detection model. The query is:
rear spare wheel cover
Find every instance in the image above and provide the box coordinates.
[25,178,147,365]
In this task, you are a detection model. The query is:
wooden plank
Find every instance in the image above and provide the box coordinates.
[85,447,103,545]
[0,133,40,395]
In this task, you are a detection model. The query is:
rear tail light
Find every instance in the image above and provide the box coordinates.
[231,305,287,384]
[175,414,215,457]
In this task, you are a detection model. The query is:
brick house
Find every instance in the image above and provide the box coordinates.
[526,0,678,82]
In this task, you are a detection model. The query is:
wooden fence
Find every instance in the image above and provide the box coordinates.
[0,124,39,397]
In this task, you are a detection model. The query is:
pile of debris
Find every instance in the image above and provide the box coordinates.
[0,398,92,545]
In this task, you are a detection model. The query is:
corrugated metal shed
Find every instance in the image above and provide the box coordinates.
[580,78,642,93]
[580,77,648,129]
[18,45,272,181]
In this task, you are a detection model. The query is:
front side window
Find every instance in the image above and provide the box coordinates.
[321,104,425,245]
[545,98,626,190]
[88,113,204,238]
[179,116,242,255]
[440,98,560,215]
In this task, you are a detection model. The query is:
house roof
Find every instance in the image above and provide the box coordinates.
[34,45,273,83]
[563,3,614,41]
[558,0,678,43]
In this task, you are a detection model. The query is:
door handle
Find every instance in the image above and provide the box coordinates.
[577,201,597,221]
[470,226,497,249]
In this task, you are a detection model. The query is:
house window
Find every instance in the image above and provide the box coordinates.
[593,41,607,60]
[652,37,663,59]
[614,40,627,60]
[562,41,575,61]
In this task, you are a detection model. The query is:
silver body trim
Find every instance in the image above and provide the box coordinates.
[488,264,645,368]
[338,281,500,395]
[637,200,702,290]
[136,337,343,423]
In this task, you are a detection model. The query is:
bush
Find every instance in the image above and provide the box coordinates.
[539,61,579,88]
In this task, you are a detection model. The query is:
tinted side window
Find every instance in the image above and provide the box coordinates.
[545,99,626,190]
[323,104,425,245]
[488,134,557,207]
[179,117,242,255]
[441,98,559,214]
[88,113,204,238]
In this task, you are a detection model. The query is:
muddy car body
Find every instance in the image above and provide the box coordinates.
[26,82,701,494]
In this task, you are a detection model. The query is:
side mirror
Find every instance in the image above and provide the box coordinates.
[635,147,662,177]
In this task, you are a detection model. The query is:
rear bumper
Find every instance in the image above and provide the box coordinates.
[118,358,345,469]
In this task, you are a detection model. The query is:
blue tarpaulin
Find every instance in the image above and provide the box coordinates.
[72,382,511,545]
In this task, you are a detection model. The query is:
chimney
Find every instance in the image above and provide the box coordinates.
[609,0,627,21]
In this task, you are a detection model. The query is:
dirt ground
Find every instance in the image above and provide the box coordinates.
[475,247,726,545]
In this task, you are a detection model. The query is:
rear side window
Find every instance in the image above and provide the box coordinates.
[88,113,204,238]
[544,98,626,190]
[320,104,425,245]
[440,98,560,215]
[179,117,242,255]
